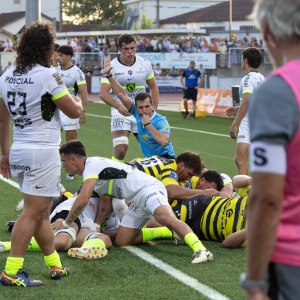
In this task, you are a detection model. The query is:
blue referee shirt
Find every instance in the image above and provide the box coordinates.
[130,103,175,158]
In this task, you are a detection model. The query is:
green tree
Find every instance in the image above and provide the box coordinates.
[63,0,126,24]
[136,13,154,30]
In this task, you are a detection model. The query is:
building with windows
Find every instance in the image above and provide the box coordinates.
[122,0,229,30]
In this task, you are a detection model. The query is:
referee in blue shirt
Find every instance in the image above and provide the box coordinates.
[103,55,175,158]
[180,61,204,119]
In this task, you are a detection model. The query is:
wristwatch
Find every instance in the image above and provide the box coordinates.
[240,273,265,290]
[105,74,112,78]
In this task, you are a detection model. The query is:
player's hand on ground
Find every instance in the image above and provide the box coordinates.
[51,218,66,230]
[79,111,87,124]
[117,104,131,116]
[230,124,238,139]
[247,289,270,300]
[141,114,151,126]
[225,106,239,117]
[104,55,114,76]
[0,155,11,179]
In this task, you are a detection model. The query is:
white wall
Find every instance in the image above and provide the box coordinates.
[124,0,229,29]
[3,16,53,34]
[0,0,60,21]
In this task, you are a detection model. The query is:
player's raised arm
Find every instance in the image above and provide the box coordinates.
[103,55,133,112]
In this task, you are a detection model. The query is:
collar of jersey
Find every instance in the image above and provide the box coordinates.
[117,56,136,67]
[150,110,156,120]
[61,64,75,71]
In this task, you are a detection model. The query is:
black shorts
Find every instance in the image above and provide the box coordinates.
[183,88,198,101]
[50,210,81,232]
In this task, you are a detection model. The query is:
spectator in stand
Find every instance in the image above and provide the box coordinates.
[0,65,4,76]
[219,41,228,53]
[154,63,162,77]
[259,39,264,48]
[195,37,201,47]
[110,43,117,53]
[237,40,245,48]
[89,38,96,49]
[0,44,4,52]
[170,66,180,77]
[200,37,205,47]
[210,39,219,53]
[5,61,12,70]
[70,38,77,51]
[253,39,260,48]
[199,64,206,77]
[180,41,188,52]
[102,44,110,55]
[156,39,163,52]
[150,36,158,51]
[202,42,210,53]
[80,38,87,48]
[169,39,179,52]
[163,37,171,52]
[81,64,88,74]
[143,38,149,49]
[187,42,196,53]
[137,41,146,52]
[4,38,12,50]
[243,37,249,47]
[218,41,228,68]
[86,66,93,76]
[195,46,201,53]
[93,66,103,76]
[136,37,141,47]
[74,43,82,66]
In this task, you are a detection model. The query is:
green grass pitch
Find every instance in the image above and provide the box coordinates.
[0,102,246,299]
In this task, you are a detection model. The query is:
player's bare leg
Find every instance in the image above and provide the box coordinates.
[235,143,250,175]
[112,130,130,161]
[65,130,77,142]
[183,98,189,119]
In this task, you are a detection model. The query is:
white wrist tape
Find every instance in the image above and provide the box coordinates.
[63,220,70,228]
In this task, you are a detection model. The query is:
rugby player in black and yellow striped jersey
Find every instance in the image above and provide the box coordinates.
[130,152,220,200]
[144,175,252,249]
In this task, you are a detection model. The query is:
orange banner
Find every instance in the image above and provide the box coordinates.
[212,90,233,115]
[179,89,232,116]
[196,89,221,114]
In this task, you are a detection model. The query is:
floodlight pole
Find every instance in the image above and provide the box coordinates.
[25,0,41,28]
[229,0,232,40]
[156,0,160,29]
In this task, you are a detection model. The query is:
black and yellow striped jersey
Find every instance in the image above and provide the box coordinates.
[172,194,247,242]
[131,156,179,187]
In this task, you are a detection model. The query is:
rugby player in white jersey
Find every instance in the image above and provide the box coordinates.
[57,45,88,180]
[0,22,83,287]
[53,140,213,264]
[99,34,159,163]
[226,48,265,175]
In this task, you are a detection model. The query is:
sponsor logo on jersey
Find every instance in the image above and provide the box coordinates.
[10,164,30,171]
[4,77,34,84]
[162,125,169,130]
[169,170,178,181]
[128,70,133,76]
[145,192,157,204]
[13,118,32,129]
[126,82,136,93]
[53,72,64,85]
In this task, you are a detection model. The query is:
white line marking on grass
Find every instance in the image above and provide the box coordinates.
[125,246,231,300]
[0,174,20,189]
[86,113,230,138]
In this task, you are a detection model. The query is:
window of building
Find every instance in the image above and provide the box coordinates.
[240,25,257,31]
[167,5,177,8]
[181,5,190,8]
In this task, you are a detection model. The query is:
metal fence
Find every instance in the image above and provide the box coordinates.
[216,48,271,68]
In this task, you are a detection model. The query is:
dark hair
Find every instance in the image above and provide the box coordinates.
[118,34,136,48]
[242,47,262,68]
[57,45,73,57]
[135,92,152,105]
[59,140,86,157]
[175,151,203,175]
[54,43,60,51]
[200,170,224,191]
[14,21,55,75]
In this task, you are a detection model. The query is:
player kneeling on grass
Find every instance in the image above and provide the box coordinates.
[1,191,115,259]
[55,140,213,264]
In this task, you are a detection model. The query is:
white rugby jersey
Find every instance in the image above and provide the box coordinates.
[239,71,265,127]
[49,195,119,231]
[82,157,158,208]
[56,65,86,96]
[0,64,68,148]
[101,55,154,115]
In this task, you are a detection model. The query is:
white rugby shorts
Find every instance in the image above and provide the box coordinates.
[237,119,250,144]
[120,184,170,229]
[60,111,80,131]
[111,111,137,134]
[10,147,61,197]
